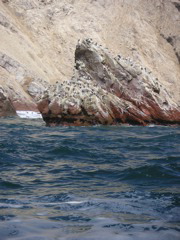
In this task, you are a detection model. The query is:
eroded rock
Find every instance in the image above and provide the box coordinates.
[38,39,180,126]
[0,86,16,117]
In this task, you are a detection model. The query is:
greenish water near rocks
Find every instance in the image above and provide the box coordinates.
[0,118,179,240]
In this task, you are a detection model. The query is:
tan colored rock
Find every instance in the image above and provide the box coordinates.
[0,67,39,112]
[0,0,179,116]
[0,85,16,117]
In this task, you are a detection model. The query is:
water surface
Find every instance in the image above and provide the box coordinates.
[0,118,179,239]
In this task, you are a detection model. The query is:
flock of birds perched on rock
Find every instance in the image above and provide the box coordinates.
[37,39,180,126]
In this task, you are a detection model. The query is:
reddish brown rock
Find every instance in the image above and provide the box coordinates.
[38,39,180,126]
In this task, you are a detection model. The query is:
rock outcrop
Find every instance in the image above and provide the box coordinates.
[38,39,180,126]
[0,86,16,117]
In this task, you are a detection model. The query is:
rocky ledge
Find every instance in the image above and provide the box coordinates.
[38,39,180,126]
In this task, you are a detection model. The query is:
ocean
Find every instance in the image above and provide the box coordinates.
[0,117,179,240]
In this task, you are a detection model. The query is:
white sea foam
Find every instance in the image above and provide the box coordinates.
[148,124,155,127]
[16,111,42,119]
[0,203,23,208]
[41,201,85,206]
[65,201,85,204]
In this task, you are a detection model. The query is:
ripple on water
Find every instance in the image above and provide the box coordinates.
[0,118,179,239]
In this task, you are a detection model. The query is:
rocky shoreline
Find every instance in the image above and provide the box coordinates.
[37,39,180,126]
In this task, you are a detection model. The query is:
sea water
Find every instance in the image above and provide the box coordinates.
[0,117,179,240]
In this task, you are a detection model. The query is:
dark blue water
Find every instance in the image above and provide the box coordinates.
[0,118,179,240]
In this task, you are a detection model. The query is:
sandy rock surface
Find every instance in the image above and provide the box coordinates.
[0,0,179,117]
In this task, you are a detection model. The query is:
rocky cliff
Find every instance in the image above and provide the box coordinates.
[38,39,180,126]
[0,0,180,123]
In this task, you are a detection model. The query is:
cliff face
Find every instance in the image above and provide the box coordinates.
[0,0,180,121]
